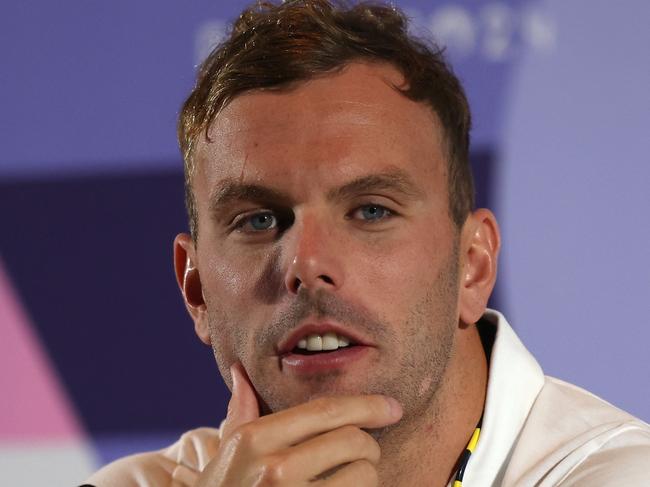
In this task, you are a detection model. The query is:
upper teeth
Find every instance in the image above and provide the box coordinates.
[297,332,351,351]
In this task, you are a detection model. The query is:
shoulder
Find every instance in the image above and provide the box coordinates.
[536,376,649,434]
[558,441,650,486]
[503,376,650,486]
[83,450,177,487]
[82,427,222,487]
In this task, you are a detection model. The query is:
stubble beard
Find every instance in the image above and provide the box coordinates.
[369,243,459,452]
[207,240,460,448]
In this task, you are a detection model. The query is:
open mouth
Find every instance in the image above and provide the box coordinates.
[280,329,369,373]
[290,332,355,355]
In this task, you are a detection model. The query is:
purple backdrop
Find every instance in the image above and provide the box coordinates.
[1,1,648,485]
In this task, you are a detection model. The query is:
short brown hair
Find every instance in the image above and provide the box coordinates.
[179,0,474,240]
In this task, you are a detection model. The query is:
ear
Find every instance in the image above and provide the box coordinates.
[173,233,211,345]
[458,209,501,325]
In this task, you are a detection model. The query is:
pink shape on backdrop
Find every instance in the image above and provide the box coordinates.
[0,256,85,440]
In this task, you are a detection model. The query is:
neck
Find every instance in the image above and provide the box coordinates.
[376,324,488,487]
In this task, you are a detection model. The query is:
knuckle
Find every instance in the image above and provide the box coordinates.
[338,424,358,436]
[354,460,378,483]
[229,423,258,451]
[342,426,379,454]
[363,436,381,461]
[353,426,371,444]
[256,455,287,485]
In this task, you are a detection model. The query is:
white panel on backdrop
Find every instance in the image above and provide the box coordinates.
[498,0,650,421]
[0,442,96,487]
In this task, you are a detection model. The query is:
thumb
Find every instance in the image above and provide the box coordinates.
[222,362,260,438]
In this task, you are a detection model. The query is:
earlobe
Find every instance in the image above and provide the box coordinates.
[173,233,211,345]
[458,209,501,325]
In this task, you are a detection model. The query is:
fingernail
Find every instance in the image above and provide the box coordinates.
[385,397,403,418]
[230,363,240,393]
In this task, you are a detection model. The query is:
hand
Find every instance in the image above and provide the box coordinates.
[196,362,403,486]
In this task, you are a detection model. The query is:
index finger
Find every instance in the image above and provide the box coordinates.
[221,362,261,439]
[228,394,402,452]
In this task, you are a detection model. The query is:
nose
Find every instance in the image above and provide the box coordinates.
[283,214,344,295]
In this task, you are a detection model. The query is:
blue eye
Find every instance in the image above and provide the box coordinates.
[355,204,391,221]
[241,212,277,231]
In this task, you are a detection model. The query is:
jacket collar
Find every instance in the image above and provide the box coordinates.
[463,309,545,485]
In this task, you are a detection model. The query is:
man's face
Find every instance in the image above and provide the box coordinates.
[188,62,464,420]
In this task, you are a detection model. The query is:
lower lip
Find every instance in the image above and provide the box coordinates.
[281,346,371,374]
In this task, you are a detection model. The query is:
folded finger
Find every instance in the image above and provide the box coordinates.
[315,459,379,487]
[232,395,401,453]
[267,425,380,483]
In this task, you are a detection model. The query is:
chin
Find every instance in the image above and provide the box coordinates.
[262,379,372,413]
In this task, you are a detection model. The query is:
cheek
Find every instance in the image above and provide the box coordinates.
[202,247,283,355]
[209,259,246,298]
[203,247,275,305]
[354,232,449,299]
[198,254,257,346]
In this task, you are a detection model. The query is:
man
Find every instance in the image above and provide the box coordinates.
[84,1,650,485]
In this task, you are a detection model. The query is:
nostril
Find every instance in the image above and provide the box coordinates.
[288,274,336,293]
[292,277,302,292]
[318,275,334,285]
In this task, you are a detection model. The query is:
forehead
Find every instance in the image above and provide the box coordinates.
[193,62,446,196]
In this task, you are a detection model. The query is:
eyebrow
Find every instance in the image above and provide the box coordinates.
[209,181,290,213]
[326,169,423,201]
[209,168,423,213]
